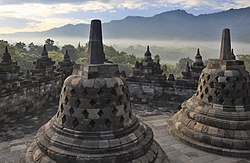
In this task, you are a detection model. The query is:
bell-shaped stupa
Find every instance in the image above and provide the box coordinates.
[168,28,250,157]
[21,19,168,163]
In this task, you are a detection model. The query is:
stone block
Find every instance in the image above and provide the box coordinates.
[224,70,234,77]
[207,127,218,136]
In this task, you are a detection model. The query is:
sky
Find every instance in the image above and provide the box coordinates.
[0,0,249,34]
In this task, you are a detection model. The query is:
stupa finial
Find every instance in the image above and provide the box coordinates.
[220,28,232,60]
[87,19,105,64]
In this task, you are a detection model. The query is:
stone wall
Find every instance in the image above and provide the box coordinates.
[0,76,62,123]
[127,79,198,110]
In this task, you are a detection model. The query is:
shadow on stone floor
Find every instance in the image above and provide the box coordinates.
[0,103,58,143]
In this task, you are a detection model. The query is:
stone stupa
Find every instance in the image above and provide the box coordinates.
[21,19,168,163]
[58,50,74,78]
[130,46,166,84]
[190,48,205,80]
[168,28,250,157]
[0,47,23,84]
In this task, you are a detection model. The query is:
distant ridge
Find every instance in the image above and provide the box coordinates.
[2,7,250,43]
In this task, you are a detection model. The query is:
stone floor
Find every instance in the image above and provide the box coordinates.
[0,104,249,163]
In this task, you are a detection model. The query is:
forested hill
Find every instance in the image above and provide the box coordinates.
[2,7,250,43]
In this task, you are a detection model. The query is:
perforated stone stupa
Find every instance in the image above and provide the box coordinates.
[21,19,168,163]
[168,28,250,157]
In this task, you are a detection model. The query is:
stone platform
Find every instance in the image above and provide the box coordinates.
[0,104,249,163]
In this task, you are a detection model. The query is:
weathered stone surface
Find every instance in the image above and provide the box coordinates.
[182,48,205,80]
[31,45,61,81]
[88,19,105,64]
[21,19,168,163]
[127,46,198,107]
[0,46,62,124]
[0,46,23,83]
[168,28,250,158]
[57,50,74,78]
[129,46,166,84]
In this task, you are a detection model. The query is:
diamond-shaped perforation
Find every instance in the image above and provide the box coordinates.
[97,89,104,96]
[89,99,96,107]
[82,110,89,118]
[124,104,127,112]
[111,88,117,96]
[89,120,95,128]
[221,83,226,89]
[218,98,224,104]
[105,119,112,128]
[232,83,236,89]
[98,110,104,117]
[199,85,203,91]
[75,98,81,107]
[200,93,204,99]
[65,96,69,104]
[215,76,219,81]
[112,107,118,115]
[215,90,220,96]
[205,87,209,94]
[56,111,59,117]
[82,89,88,96]
[118,95,123,104]
[62,115,66,124]
[63,87,66,92]
[72,118,79,128]
[122,86,126,93]
[60,104,64,112]
[114,83,119,88]
[196,91,199,96]
[207,75,210,81]
[126,94,130,101]
[120,116,125,124]
[231,98,235,105]
[208,96,213,102]
[209,82,215,88]
[69,107,74,115]
[225,90,230,96]
[71,88,76,95]
[129,112,132,118]
[202,80,206,85]
[106,99,111,105]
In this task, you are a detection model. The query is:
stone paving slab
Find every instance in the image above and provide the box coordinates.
[140,115,250,163]
[0,105,250,163]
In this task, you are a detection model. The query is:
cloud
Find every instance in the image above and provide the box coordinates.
[234,0,250,7]
[0,0,91,4]
[0,17,36,28]
[0,0,249,34]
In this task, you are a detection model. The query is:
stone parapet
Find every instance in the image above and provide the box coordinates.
[0,76,62,123]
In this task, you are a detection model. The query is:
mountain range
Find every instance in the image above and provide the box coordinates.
[2,7,250,43]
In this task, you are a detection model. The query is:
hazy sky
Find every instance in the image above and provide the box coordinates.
[0,0,249,34]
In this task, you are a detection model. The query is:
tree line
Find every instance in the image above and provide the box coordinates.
[0,39,139,75]
[3,38,248,78]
